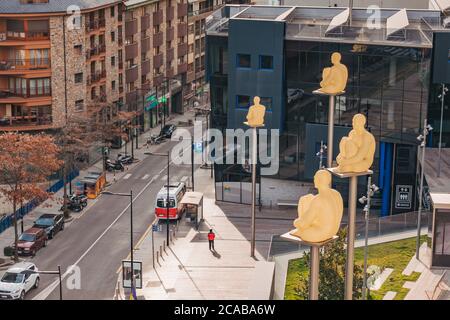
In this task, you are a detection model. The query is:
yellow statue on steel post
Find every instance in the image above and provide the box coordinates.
[318,52,348,95]
[245,96,266,127]
[336,113,376,173]
[291,170,343,243]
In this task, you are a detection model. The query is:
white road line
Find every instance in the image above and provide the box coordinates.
[123,174,132,180]
[33,144,192,300]
[152,174,159,181]
[181,176,188,182]
[142,174,150,180]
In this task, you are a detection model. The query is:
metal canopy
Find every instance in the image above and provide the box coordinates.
[180,192,204,206]
[430,193,450,210]
[386,8,409,38]
[326,8,350,34]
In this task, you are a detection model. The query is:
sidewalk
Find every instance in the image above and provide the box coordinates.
[117,167,267,300]
[0,108,198,265]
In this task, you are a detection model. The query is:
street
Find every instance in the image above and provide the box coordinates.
[24,132,197,300]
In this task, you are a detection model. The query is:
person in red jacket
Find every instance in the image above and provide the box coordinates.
[208,229,215,251]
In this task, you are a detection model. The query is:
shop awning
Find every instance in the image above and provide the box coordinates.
[386,9,409,38]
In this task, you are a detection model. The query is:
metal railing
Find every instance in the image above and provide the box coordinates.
[0,58,50,71]
[1,31,50,41]
[85,19,106,32]
[0,86,51,98]
[267,210,431,260]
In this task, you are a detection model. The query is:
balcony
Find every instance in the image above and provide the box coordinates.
[125,41,138,60]
[125,19,138,37]
[153,74,163,86]
[0,58,51,72]
[141,36,151,53]
[141,59,151,75]
[85,19,106,32]
[0,86,52,103]
[118,35,123,46]
[166,27,175,42]
[126,90,137,103]
[119,61,124,70]
[177,43,188,57]
[167,47,175,62]
[166,67,174,79]
[153,53,163,69]
[196,69,205,79]
[0,112,53,131]
[141,15,151,31]
[153,10,163,26]
[92,94,107,103]
[166,6,175,22]
[1,31,50,42]
[177,23,188,37]
[86,44,106,59]
[125,65,138,83]
[177,3,188,18]
[188,5,222,18]
[178,62,187,74]
[87,70,106,85]
[187,71,195,83]
[153,32,163,47]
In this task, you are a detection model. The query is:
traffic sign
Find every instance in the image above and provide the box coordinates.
[395,185,412,209]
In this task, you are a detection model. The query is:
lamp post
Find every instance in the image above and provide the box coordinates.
[316,141,327,170]
[416,120,433,260]
[359,176,379,300]
[35,266,64,300]
[145,152,171,246]
[102,190,134,289]
[437,84,448,178]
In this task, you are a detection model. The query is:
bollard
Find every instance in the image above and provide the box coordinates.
[156,253,159,265]
[160,246,163,258]
[163,240,166,253]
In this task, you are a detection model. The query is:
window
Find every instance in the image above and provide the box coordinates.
[111,56,116,67]
[112,80,116,90]
[111,31,115,42]
[237,54,251,68]
[74,44,82,54]
[260,97,272,111]
[75,100,84,112]
[236,95,250,109]
[74,73,83,83]
[259,55,273,70]
[110,6,115,17]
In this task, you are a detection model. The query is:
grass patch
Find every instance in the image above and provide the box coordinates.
[285,236,427,300]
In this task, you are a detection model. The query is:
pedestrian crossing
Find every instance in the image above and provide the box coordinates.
[120,172,189,183]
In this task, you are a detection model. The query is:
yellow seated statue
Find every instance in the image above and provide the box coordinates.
[291,170,343,243]
[336,113,376,173]
[318,52,348,95]
[245,96,266,127]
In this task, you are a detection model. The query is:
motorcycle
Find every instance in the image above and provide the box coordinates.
[60,195,86,212]
[117,153,133,165]
[106,159,125,172]
[146,134,163,146]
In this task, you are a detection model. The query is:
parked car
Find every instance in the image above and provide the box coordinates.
[159,124,177,139]
[15,228,48,256]
[33,213,65,239]
[0,262,39,300]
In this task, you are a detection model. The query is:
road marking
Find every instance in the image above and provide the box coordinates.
[181,176,188,182]
[142,174,150,180]
[123,174,132,180]
[33,173,160,300]
[152,174,159,181]
[34,144,193,300]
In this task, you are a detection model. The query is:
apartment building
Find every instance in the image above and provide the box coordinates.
[0,0,189,133]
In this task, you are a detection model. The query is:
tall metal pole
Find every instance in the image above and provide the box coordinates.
[345,175,357,300]
[362,176,372,300]
[58,265,62,301]
[309,246,320,300]
[327,96,335,168]
[191,142,195,191]
[416,119,427,260]
[437,84,447,178]
[130,190,134,291]
[166,153,170,246]
[152,225,155,269]
[250,127,257,258]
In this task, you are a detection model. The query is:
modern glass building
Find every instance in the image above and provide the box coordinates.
[206,5,450,215]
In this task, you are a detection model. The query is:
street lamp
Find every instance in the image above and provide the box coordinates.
[437,84,448,178]
[358,177,379,300]
[102,190,134,290]
[316,141,327,170]
[145,152,170,246]
[416,120,433,260]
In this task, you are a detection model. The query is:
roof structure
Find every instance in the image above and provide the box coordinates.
[0,0,120,14]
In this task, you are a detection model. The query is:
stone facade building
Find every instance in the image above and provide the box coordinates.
[0,0,189,132]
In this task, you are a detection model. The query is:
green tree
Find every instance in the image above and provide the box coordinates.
[295,227,364,300]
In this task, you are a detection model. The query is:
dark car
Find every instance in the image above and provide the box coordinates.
[15,228,48,256]
[33,213,65,239]
[159,124,176,139]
